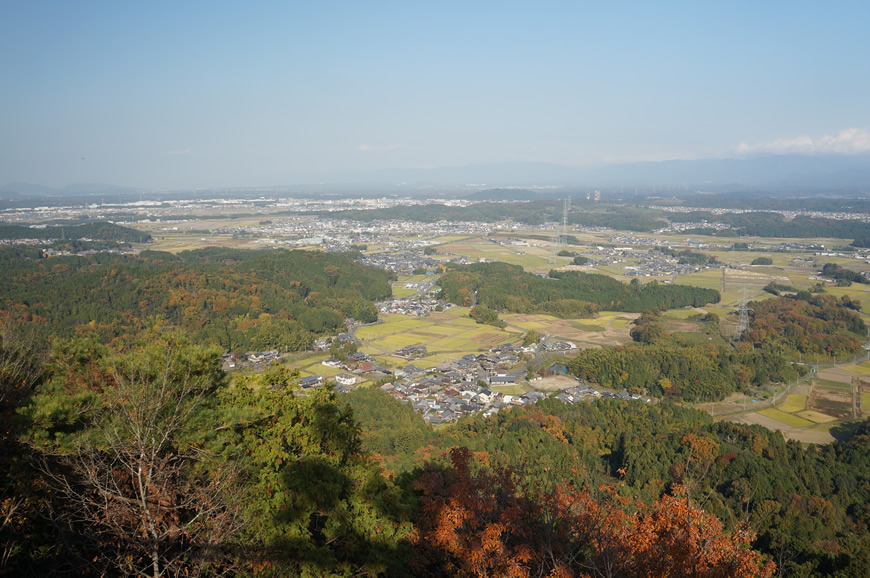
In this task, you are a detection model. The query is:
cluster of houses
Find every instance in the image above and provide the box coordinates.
[540,340,577,352]
[359,251,441,275]
[380,370,650,424]
[378,297,446,316]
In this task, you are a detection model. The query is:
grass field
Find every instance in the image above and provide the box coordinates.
[675,270,724,291]
[661,308,702,319]
[781,394,808,413]
[840,362,870,375]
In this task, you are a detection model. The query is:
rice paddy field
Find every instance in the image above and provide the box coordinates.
[723,361,868,443]
[355,307,524,363]
[437,238,574,273]
[757,408,815,428]
[501,311,637,345]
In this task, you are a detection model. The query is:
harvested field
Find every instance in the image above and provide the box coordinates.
[529,375,581,392]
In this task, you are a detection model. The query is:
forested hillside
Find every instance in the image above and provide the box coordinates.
[0,247,391,350]
[310,201,668,231]
[669,211,870,239]
[0,221,150,243]
[438,262,720,314]
[565,294,865,401]
[3,311,870,575]
[343,387,870,577]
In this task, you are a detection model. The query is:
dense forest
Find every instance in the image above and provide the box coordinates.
[0,246,391,351]
[9,325,870,576]
[566,294,865,401]
[342,387,870,577]
[0,221,150,243]
[668,211,870,239]
[743,293,867,360]
[310,201,668,231]
[438,262,720,314]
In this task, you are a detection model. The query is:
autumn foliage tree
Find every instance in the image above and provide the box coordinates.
[411,448,775,578]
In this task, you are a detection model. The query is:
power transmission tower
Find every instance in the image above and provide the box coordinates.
[549,198,571,265]
[735,285,752,339]
[561,197,571,246]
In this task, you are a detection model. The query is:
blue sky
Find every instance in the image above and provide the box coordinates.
[2,1,869,189]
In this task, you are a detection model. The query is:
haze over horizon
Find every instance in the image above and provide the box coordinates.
[2,1,869,190]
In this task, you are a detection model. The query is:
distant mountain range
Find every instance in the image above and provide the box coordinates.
[4,154,870,199]
[350,154,870,191]
[0,182,146,199]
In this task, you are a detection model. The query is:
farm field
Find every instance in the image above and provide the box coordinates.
[355,307,524,362]
[502,311,636,345]
[758,408,815,428]
[781,394,807,413]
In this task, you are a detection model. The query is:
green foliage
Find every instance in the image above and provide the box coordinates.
[469,305,506,328]
[311,201,668,231]
[342,388,434,470]
[822,262,869,285]
[670,210,870,239]
[0,247,390,351]
[762,281,795,296]
[572,255,589,265]
[223,369,415,575]
[438,262,719,315]
[0,221,151,243]
[630,310,664,343]
[751,256,773,265]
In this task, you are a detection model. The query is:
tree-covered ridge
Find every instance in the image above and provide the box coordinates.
[0,221,151,243]
[6,321,870,576]
[346,387,870,577]
[438,262,720,314]
[310,201,668,231]
[669,210,870,239]
[0,246,391,350]
[563,293,865,401]
[567,339,798,402]
[0,330,784,576]
[743,293,867,361]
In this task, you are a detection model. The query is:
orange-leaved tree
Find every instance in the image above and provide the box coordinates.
[410,448,776,578]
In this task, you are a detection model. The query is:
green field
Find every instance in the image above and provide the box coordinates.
[758,408,815,428]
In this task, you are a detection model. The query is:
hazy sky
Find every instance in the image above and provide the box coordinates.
[2,1,869,189]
